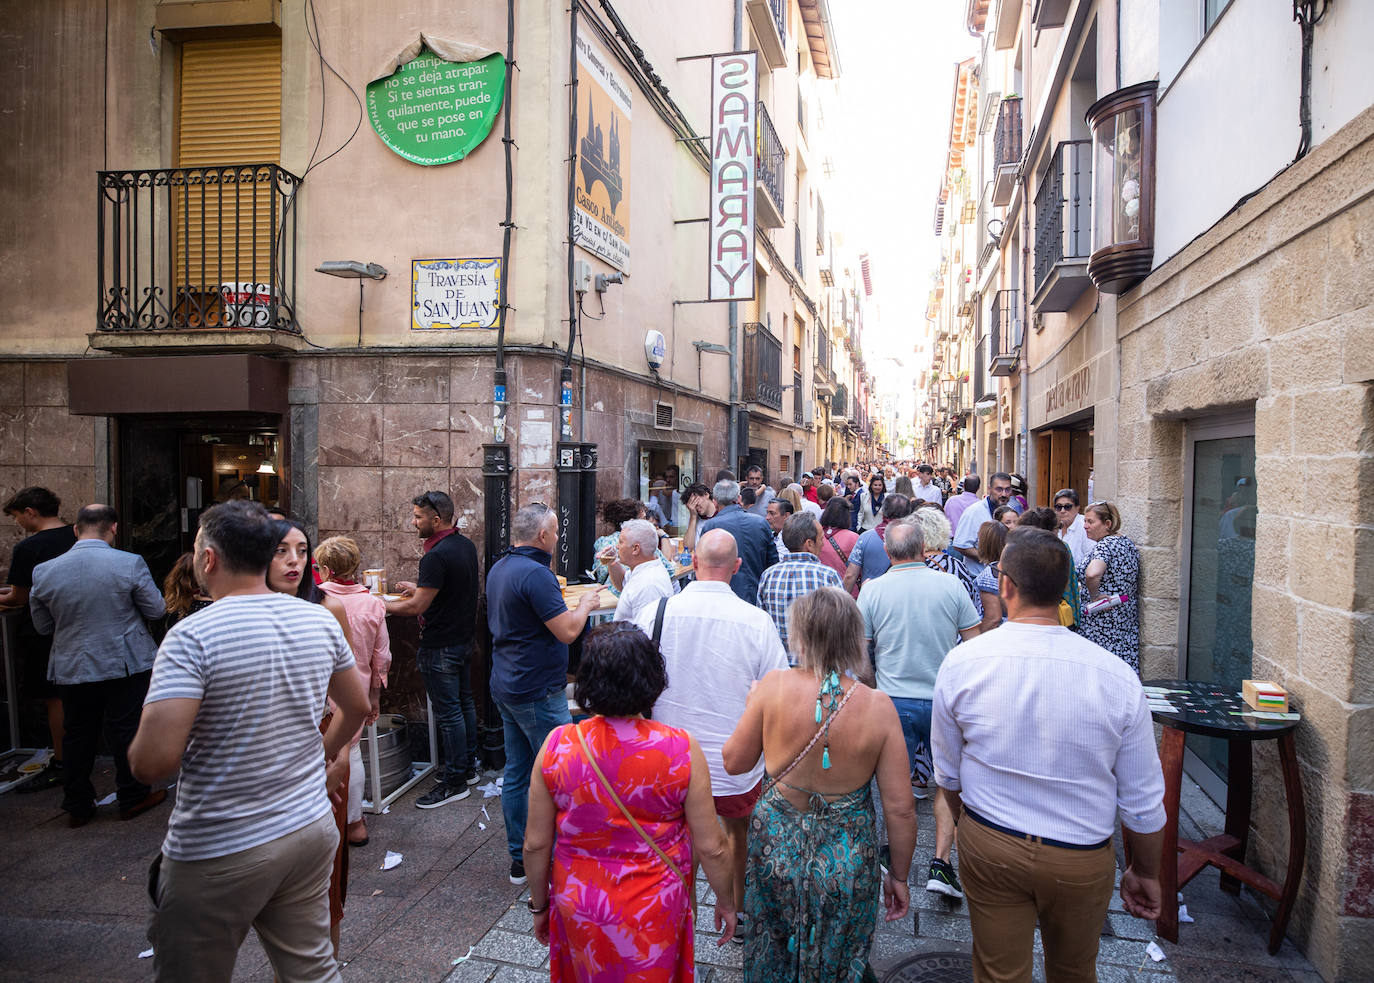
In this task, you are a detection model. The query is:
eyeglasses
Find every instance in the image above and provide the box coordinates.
[1054,503,1076,511]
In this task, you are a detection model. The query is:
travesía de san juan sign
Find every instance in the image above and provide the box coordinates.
[366,39,505,166]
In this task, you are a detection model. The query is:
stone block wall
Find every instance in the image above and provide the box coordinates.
[0,361,102,578]
[293,351,729,585]
[1117,105,1374,980]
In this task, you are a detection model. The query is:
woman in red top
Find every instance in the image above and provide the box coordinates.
[817,498,860,595]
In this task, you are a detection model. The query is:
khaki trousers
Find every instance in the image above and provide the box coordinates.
[959,813,1116,983]
[148,811,341,983]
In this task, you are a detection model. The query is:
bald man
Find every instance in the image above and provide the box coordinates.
[638,529,788,922]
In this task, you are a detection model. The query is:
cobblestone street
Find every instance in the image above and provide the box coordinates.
[0,759,1320,982]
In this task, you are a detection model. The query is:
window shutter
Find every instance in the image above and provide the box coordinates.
[175,37,282,296]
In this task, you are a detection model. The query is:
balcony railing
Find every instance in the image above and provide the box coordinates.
[756,102,785,223]
[989,288,1020,376]
[816,196,826,254]
[994,97,1023,170]
[817,329,830,372]
[1033,140,1092,304]
[794,224,805,277]
[742,322,783,411]
[768,0,786,40]
[746,0,788,69]
[98,164,301,333]
[797,90,807,144]
[792,371,804,426]
[833,384,849,421]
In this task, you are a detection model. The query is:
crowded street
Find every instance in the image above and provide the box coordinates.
[2,0,1372,982]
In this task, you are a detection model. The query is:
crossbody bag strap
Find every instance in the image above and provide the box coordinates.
[764,682,857,792]
[651,596,669,647]
[824,531,850,565]
[574,723,696,918]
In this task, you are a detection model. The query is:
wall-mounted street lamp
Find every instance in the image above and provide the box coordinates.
[316,261,389,347]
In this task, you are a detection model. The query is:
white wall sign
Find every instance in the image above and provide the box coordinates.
[411,257,501,329]
[708,53,757,302]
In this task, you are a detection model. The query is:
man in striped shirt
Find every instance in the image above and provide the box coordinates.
[756,513,842,658]
[130,501,370,983]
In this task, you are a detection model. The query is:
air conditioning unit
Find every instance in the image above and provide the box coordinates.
[654,402,674,430]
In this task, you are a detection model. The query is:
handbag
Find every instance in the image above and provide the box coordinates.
[574,723,697,920]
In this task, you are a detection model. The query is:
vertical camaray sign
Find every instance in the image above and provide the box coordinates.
[708,53,757,301]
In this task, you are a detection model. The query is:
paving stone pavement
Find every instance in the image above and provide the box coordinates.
[0,758,1321,982]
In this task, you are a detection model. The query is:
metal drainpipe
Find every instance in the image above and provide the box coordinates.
[1018,0,1032,483]
[727,0,743,472]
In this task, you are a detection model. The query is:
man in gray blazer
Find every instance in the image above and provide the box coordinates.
[30,504,168,827]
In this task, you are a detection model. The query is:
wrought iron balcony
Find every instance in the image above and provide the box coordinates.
[989,289,1020,376]
[992,97,1022,205]
[816,196,826,255]
[756,102,785,229]
[832,384,849,422]
[746,0,788,69]
[97,164,302,339]
[741,322,783,411]
[1032,140,1093,312]
[794,224,805,278]
[792,371,804,427]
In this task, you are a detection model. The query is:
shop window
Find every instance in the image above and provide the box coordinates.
[638,444,696,534]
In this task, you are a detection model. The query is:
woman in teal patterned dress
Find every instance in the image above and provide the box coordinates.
[724,587,918,982]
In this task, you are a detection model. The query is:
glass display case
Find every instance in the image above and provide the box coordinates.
[1086,81,1157,294]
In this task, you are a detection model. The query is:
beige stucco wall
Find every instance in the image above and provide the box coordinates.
[1117,103,1374,982]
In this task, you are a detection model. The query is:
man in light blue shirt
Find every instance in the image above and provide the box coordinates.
[952,472,1015,577]
[857,519,980,900]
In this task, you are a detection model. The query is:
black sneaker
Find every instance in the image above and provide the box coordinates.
[15,761,63,793]
[731,911,746,945]
[509,860,527,885]
[926,858,964,900]
[463,770,482,786]
[416,781,469,809]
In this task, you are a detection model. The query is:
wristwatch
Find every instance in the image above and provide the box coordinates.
[527,898,549,914]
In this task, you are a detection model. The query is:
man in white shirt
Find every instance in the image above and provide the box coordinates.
[743,465,775,517]
[611,519,673,623]
[638,529,788,922]
[1052,488,1093,566]
[951,472,1015,576]
[931,527,1165,982]
[912,464,944,506]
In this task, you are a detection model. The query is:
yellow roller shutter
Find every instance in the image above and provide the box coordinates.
[174,37,282,299]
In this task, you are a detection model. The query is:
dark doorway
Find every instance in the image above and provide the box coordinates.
[116,414,285,586]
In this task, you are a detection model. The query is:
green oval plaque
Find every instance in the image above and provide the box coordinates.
[366,49,505,166]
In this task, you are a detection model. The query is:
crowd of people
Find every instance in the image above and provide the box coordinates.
[0,459,1161,982]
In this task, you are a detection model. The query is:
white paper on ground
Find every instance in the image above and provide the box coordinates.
[478,822,486,830]
[381,851,403,871]
[96,792,118,806]
[478,781,502,798]
[1145,941,1166,962]
[451,946,475,966]
[138,948,154,959]
[1178,904,1194,923]
[1177,892,1184,901]
[481,804,490,821]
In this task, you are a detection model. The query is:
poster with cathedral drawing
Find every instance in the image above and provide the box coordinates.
[573,35,630,272]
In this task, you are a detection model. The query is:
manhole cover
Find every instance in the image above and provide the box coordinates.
[881,952,974,983]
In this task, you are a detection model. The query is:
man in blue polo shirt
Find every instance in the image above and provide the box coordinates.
[486,504,601,886]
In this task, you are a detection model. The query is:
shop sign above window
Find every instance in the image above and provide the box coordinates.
[1086,81,1157,294]
[367,36,505,166]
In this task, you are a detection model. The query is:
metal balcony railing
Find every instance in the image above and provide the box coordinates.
[792,371,804,426]
[817,330,830,372]
[98,164,301,332]
[742,322,783,411]
[1033,141,1092,295]
[797,90,807,143]
[990,289,1020,357]
[769,0,786,42]
[794,224,805,277]
[816,196,826,254]
[994,97,1023,170]
[833,384,849,420]
[756,102,785,216]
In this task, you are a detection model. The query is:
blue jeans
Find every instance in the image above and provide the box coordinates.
[889,696,934,780]
[497,685,571,863]
[416,644,477,786]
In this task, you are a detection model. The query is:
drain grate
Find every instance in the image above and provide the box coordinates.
[881,952,975,983]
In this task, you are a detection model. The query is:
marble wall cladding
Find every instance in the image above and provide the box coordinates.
[0,362,100,580]
[305,352,731,571]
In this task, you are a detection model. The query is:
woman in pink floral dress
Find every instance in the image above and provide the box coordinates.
[524,623,738,981]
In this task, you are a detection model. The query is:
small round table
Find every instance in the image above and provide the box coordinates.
[1141,679,1305,954]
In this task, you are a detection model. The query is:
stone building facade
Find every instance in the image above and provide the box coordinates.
[1118,103,1374,980]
